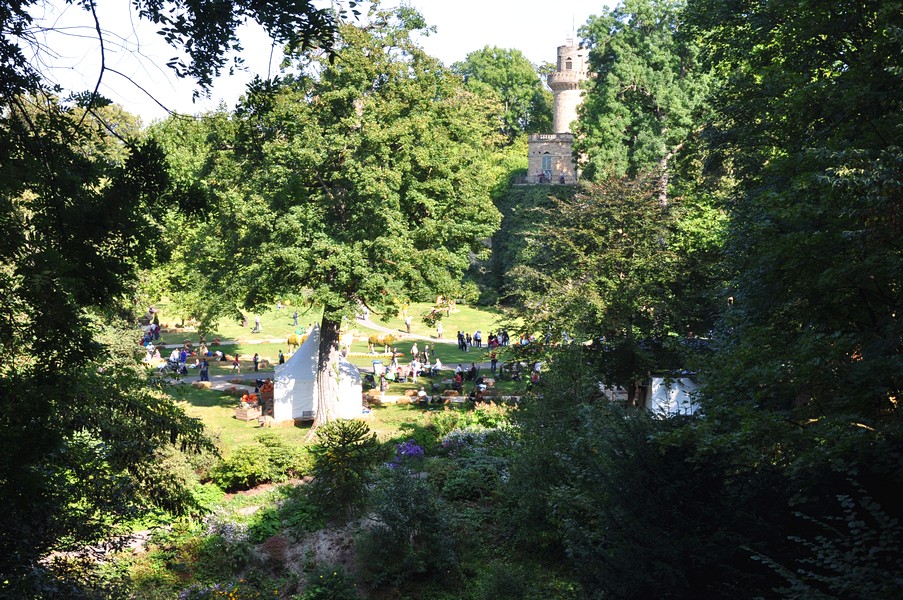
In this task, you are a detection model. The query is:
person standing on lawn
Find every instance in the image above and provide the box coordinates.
[231,355,241,373]
[253,353,259,372]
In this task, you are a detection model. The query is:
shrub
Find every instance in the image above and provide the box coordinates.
[427,403,514,439]
[458,280,481,305]
[298,565,361,600]
[211,433,310,492]
[307,420,381,518]
[248,485,324,543]
[440,454,506,501]
[392,421,442,454]
[356,466,456,587]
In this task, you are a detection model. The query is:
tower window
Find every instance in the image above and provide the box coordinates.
[565,59,572,70]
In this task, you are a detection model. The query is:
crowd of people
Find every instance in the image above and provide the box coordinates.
[138,306,543,402]
[455,329,509,352]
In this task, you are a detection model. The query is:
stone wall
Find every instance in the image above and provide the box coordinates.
[527,133,577,184]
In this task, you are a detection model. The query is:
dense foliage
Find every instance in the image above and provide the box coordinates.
[307,420,381,518]
[452,46,554,139]
[0,0,337,594]
[152,5,505,425]
[0,95,213,594]
[5,0,902,596]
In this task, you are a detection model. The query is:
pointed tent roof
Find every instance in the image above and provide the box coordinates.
[275,325,319,383]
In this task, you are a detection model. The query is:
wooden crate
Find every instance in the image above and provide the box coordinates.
[235,406,262,421]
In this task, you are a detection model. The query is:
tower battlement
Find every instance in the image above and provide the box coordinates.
[549,42,588,133]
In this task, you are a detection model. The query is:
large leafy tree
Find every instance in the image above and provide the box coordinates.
[688,0,903,419]
[507,0,725,401]
[683,0,903,594]
[452,46,553,140]
[0,1,337,593]
[576,0,713,204]
[509,173,707,404]
[177,5,503,427]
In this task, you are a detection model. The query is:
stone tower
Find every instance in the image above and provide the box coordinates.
[549,39,589,133]
[526,37,588,184]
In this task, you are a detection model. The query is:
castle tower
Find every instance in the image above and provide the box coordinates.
[526,37,588,185]
[549,39,589,133]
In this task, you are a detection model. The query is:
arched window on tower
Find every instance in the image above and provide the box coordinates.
[565,58,572,70]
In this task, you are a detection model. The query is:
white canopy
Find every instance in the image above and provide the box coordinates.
[273,325,364,422]
[644,377,699,416]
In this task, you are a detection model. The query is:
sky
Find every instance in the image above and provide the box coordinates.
[30,1,611,124]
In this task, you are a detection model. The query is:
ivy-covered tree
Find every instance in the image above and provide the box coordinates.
[452,46,553,140]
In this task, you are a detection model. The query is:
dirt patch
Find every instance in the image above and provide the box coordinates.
[286,522,361,574]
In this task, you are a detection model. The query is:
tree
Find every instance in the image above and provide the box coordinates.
[175,6,503,427]
[687,0,903,419]
[3,0,337,108]
[576,0,713,205]
[0,1,338,593]
[509,173,715,404]
[0,93,214,593]
[682,1,903,595]
[453,46,553,140]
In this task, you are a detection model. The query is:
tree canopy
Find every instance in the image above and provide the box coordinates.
[452,46,553,140]
[576,0,713,202]
[0,0,338,593]
[153,5,504,425]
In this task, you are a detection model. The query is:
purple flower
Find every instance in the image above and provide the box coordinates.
[396,439,424,458]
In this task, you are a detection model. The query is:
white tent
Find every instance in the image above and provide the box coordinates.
[273,325,364,422]
[644,377,699,416]
[335,356,363,420]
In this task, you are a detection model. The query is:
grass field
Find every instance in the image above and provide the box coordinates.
[168,383,499,453]
[150,301,522,348]
[151,302,323,346]
[369,301,520,339]
[149,300,526,378]
[169,385,312,451]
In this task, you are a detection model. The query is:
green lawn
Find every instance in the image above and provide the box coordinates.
[169,384,452,452]
[169,385,312,452]
[369,301,518,340]
[152,300,517,348]
[151,301,323,346]
[149,300,526,375]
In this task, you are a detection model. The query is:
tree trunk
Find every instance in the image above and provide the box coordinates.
[658,153,669,208]
[310,316,342,430]
[627,382,638,409]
